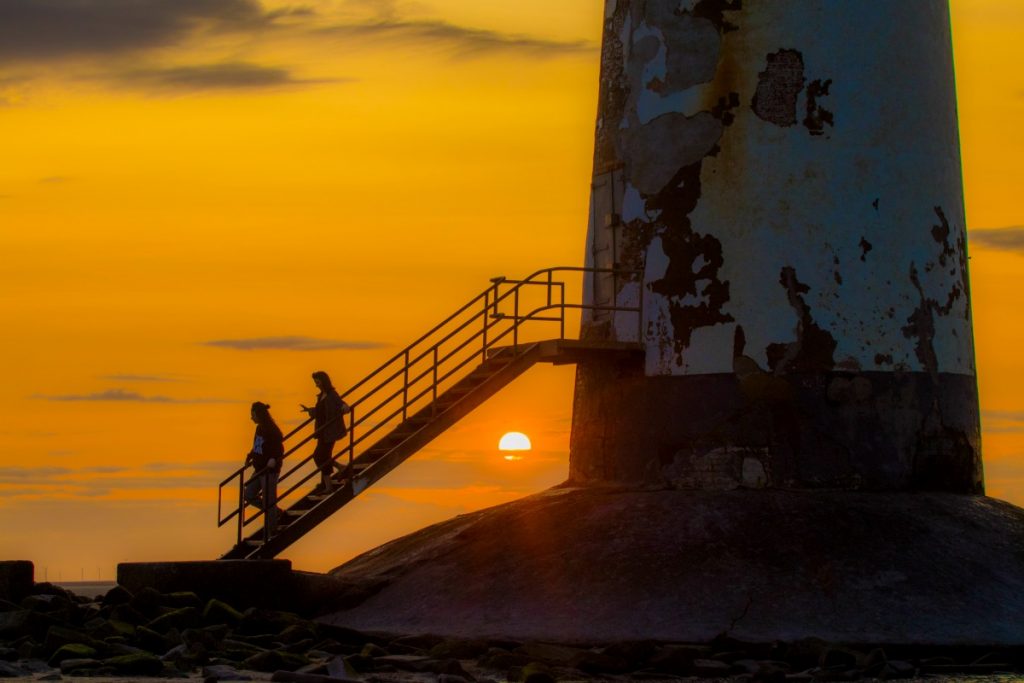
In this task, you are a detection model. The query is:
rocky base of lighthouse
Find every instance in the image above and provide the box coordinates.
[322,486,1024,644]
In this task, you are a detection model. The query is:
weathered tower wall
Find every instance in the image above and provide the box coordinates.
[570,1,982,492]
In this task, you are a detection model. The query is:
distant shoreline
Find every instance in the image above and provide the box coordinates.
[55,580,116,598]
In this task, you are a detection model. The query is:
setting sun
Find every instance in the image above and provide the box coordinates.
[499,432,532,460]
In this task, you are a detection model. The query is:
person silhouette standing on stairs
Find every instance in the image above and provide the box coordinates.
[244,402,284,534]
[301,370,351,493]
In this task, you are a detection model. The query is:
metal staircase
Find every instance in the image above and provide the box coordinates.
[217,267,643,560]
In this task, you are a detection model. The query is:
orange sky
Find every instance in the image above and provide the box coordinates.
[1,0,1023,579]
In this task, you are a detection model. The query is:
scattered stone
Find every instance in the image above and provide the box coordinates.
[58,658,102,675]
[135,624,176,652]
[130,587,167,617]
[101,584,133,607]
[326,654,360,679]
[389,634,444,651]
[163,591,203,608]
[785,639,830,670]
[270,672,361,683]
[41,625,100,656]
[648,644,712,675]
[0,660,24,678]
[342,653,374,673]
[237,608,303,636]
[752,662,789,683]
[372,655,435,673]
[0,611,30,640]
[202,663,253,681]
[569,649,630,674]
[89,617,136,640]
[148,606,201,633]
[103,652,165,675]
[478,647,531,671]
[601,641,659,669]
[513,642,586,667]
[429,638,490,660]
[16,640,39,660]
[879,660,916,679]
[48,643,98,666]
[109,603,148,625]
[360,643,388,658]
[278,624,318,645]
[518,661,555,683]
[242,648,311,673]
[438,675,472,683]
[36,672,62,681]
[692,658,734,677]
[819,647,859,669]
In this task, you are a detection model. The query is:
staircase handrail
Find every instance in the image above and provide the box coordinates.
[217,266,641,543]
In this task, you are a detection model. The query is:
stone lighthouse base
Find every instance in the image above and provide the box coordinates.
[321,487,1024,644]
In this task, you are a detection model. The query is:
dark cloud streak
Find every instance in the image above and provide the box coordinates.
[0,0,280,63]
[203,336,387,351]
[970,226,1024,253]
[34,389,231,404]
[316,19,595,59]
[982,409,1024,434]
[101,374,182,383]
[119,62,339,91]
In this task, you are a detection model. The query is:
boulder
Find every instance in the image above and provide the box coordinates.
[429,638,491,660]
[203,663,253,680]
[0,611,30,640]
[241,648,310,672]
[513,642,587,666]
[204,599,244,625]
[236,608,304,636]
[0,660,24,678]
[148,606,201,633]
[58,657,103,675]
[41,625,100,656]
[104,652,165,675]
[48,642,98,666]
[101,584,133,607]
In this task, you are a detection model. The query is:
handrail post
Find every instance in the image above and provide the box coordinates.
[490,277,503,318]
[513,287,519,350]
[402,349,410,420]
[482,289,489,355]
[237,473,244,546]
[560,282,566,340]
[432,346,439,414]
[348,406,355,474]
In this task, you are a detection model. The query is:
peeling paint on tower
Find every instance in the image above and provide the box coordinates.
[572,0,981,494]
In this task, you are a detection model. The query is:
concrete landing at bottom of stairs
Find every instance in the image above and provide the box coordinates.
[320,486,1024,644]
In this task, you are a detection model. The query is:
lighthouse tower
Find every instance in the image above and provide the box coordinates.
[323,1,1024,645]
[571,1,982,493]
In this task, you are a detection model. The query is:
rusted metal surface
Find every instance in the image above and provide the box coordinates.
[573,0,981,492]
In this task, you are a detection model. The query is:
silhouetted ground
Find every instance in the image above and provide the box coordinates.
[323,487,1024,644]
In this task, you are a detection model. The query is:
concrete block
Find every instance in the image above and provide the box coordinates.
[0,561,34,602]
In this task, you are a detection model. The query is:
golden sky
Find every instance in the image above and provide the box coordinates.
[1,0,1023,579]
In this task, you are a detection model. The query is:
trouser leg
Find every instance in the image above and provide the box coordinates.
[312,439,337,490]
[264,471,279,531]
[244,476,262,507]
